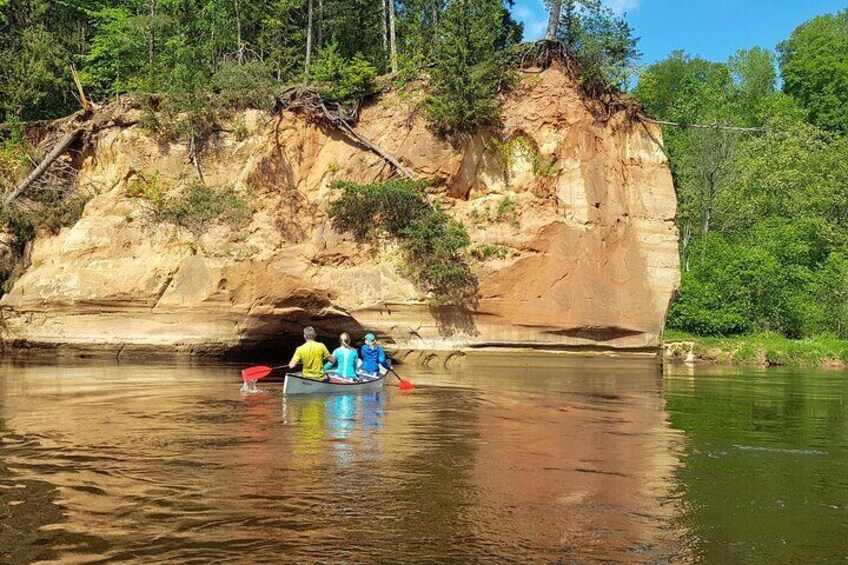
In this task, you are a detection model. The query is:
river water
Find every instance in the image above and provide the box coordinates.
[0,354,846,564]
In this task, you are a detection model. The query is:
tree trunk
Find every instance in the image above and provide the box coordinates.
[235,0,242,64]
[336,120,414,179]
[432,1,439,40]
[148,0,156,65]
[703,173,716,236]
[318,0,323,49]
[388,0,398,73]
[545,0,563,40]
[305,0,314,75]
[381,0,388,55]
[7,129,84,205]
[190,132,206,185]
[211,28,217,72]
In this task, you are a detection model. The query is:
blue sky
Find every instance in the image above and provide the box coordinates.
[512,0,847,65]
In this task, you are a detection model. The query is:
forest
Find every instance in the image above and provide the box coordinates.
[0,0,846,342]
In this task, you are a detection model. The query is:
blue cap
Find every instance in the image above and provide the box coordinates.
[365,333,376,343]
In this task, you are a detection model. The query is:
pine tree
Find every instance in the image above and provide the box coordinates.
[425,0,518,136]
[557,0,639,90]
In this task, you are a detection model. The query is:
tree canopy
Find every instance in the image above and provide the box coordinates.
[635,15,848,338]
[1,1,846,339]
[778,9,848,133]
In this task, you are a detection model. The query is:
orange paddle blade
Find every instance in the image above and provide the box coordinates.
[389,369,414,392]
[241,365,273,381]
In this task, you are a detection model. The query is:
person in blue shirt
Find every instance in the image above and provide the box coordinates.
[359,333,392,375]
[323,332,359,380]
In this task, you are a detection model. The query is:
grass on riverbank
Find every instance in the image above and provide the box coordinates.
[664,330,848,368]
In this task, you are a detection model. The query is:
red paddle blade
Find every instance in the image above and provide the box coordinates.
[398,379,415,392]
[241,365,273,381]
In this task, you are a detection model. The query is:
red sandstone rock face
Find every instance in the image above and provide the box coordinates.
[0,67,679,357]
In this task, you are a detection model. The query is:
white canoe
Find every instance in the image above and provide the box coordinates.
[283,371,387,395]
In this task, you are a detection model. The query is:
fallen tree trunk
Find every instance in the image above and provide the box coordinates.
[334,119,414,180]
[275,87,414,179]
[6,128,84,205]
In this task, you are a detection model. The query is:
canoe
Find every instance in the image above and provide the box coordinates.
[283,371,387,395]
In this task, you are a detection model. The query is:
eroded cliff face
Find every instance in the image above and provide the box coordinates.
[0,67,679,357]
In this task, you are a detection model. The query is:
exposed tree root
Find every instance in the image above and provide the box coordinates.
[517,40,645,124]
[274,86,414,179]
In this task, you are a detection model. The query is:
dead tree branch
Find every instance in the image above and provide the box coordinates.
[275,86,414,179]
[6,128,84,205]
[335,119,414,179]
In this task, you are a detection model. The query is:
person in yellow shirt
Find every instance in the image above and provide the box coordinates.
[288,326,336,381]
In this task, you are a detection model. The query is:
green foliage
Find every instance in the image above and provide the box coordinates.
[83,5,153,98]
[470,243,516,261]
[318,0,385,64]
[0,0,522,127]
[665,330,848,367]
[669,239,788,336]
[425,0,521,136]
[778,9,848,132]
[496,196,519,225]
[729,47,777,120]
[0,194,90,293]
[634,51,737,125]
[0,130,30,186]
[128,175,252,231]
[397,0,446,61]
[0,22,73,120]
[401,205,472,298]
[327,178,431,239]
[211,61,277,110]
[328,179,474,302]
[163,183,252,230]
[309,45,378,102]
[558,0,640,91]
[662,119,848,339]
[635,25,848,341]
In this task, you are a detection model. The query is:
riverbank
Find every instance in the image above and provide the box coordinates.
[664,331,848,368]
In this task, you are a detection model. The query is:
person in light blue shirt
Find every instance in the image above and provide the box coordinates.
[359,333,392,375]
[324,332,359,380]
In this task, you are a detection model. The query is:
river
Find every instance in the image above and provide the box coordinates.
[0,354,846,564]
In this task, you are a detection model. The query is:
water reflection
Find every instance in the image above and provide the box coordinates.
[664,365,848,564]
[282,392,386,467]
[1,356,842,563]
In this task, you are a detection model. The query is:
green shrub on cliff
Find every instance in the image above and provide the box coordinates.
[0,195,90,294]
[328,179,474,303]
[128,176,252,232]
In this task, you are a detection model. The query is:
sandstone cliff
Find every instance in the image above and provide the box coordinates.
[0,67,679,357]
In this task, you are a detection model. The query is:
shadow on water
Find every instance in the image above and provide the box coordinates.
[0,411,111,563]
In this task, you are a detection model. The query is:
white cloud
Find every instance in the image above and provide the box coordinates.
[605,0,640,16]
